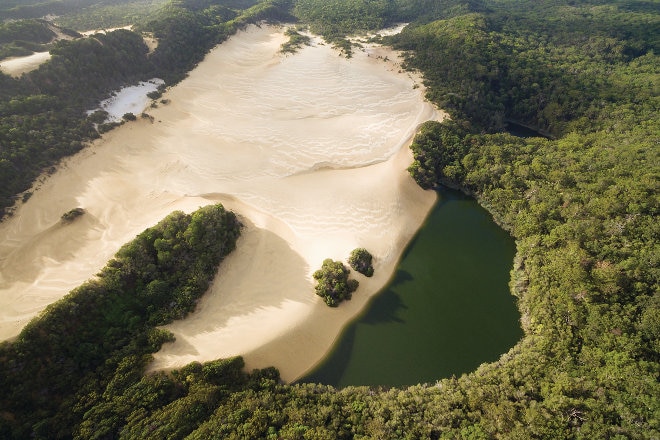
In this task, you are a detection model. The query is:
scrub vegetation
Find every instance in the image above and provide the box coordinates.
[348,247,374,277]
[0,204,243,438]
[60,207,85,223]
[0,0,657,438]
[313,258,359,307]
[279,26,311,53]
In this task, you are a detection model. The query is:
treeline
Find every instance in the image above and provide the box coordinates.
[292,0,393,39]
[53,0,170,32]
[290,0,477,54]
[292,0,476,38]
[290,0,392,55]
[0,204,245,438]
[0,0,291,217]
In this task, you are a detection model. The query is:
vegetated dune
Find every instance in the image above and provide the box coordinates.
[0,24,444,381]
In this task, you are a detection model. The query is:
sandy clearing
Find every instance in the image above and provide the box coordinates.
[0,24,444,381]
[0,52,51,77]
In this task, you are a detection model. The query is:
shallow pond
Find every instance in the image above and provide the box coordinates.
[300,187,522,387]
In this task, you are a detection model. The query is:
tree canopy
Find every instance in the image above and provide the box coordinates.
[313,258,359,307]
[348,247,374,277]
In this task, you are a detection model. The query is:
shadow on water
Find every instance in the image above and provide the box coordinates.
[361,286,407,325]
[301,284,409,385]
[298,187,523,388]
[387,268,414,289]
[301,325,357,386]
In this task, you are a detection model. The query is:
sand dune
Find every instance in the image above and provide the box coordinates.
[0,52,51,77]
[0,24,444,381]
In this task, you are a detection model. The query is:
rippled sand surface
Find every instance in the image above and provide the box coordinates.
[0,25,443,381]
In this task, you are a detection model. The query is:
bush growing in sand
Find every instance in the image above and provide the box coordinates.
[348,247,374,277]
[313,258,359,307]
[60,207,85,223]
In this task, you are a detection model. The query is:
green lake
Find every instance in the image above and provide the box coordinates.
[300,187,522,387]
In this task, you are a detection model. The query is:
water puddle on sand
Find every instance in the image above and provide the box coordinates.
[88,78,164,122]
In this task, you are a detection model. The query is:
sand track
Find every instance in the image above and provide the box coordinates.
[0,24,444,381]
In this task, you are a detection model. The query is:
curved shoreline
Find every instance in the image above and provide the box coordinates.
[0,24,445,381]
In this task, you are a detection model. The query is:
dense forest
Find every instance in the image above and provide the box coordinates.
[0,0,166,23]
[0,0,658,438]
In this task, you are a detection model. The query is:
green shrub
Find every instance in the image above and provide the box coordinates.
[313,258,359,307]
[348,247,374,277]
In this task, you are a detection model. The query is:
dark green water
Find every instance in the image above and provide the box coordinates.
[299,188,522,387]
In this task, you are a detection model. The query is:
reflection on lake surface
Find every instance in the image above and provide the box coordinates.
[300,187,523,387]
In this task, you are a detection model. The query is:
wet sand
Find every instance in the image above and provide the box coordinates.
[0,24,444,381]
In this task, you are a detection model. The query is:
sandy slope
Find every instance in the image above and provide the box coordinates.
[0,24,444,381]
[0,52,51,77]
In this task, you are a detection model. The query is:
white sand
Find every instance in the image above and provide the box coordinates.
[0,24,444,381]
[90,79,164,122]
[0,52,51,77]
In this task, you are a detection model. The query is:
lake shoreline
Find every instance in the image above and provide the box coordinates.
[299,187,522,387]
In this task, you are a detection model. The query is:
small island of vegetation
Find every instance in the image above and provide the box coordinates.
[60,207,85,223]
[313,258,359,307]
[348,247,374,277]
